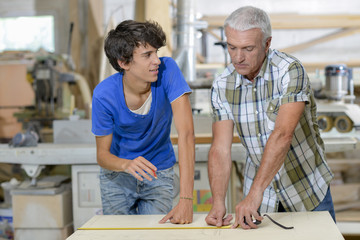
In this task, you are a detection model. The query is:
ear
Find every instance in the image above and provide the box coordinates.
[265,37,272,51]
[117,59,130,71]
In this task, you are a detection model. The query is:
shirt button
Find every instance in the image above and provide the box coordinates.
[255,111,259,114]
[257,133,261,137]
[276,189,280,193]
[270,107,273,110]
[253,88,257,92]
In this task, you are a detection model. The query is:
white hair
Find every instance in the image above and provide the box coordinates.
[224,6,272,46]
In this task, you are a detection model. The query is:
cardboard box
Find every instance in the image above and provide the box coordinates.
[12,188,73,228]
[0,108,23,139]
[14,223,73,240]
[0,63,34,107]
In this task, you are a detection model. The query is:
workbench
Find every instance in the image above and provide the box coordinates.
[1,133,359,234]
[66,212,344,240]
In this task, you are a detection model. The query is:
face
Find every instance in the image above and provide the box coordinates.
[225,27,271,80]
[118,43,161,84]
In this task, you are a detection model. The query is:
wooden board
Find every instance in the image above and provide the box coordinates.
[201,14,360,29]
[0,63,34,107]
[67,212,344,240]
[171,133,240,144]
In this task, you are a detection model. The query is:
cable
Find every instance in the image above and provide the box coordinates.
[263,214,294,230]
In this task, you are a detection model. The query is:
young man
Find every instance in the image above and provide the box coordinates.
[92,20,195,224]
[205,6,335,229]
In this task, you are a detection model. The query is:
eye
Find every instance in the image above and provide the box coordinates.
[246,46,254,51]
[143,53,151,58]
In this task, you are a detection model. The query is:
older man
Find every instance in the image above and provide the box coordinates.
[205,6,335,229]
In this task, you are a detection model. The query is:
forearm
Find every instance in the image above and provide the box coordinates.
[177,131,195,198]
[97,150,127,171]
[208,145,232,205]
[250,130,292,195]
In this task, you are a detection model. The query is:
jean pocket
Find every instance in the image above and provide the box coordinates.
[156,167,174,179]
[100,168,120,181]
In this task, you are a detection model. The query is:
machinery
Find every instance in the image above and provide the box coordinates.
[314,64,360,135]
[14,22,91,142]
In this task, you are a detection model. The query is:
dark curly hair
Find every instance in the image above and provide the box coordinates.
[104,20,167,73]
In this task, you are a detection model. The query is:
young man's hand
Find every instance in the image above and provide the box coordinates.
[123,156,157,181]
[159,198,193,224]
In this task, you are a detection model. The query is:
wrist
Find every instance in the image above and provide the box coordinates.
[179,196,193,201]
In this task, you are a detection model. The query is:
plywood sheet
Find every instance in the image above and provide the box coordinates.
[0,63,34,107]
[67,212,344,240]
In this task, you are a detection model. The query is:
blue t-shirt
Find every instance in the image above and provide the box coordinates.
[91,57,191,170]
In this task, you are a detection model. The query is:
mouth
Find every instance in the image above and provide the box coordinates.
[234,63,247,68]
[150,68,159,74]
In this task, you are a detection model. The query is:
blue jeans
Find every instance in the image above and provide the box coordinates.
[100,167,174,215]
[278,186,336,222]
[312,187,336,222]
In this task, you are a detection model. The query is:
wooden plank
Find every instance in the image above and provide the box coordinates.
[335,201,360,212]
[303,60,360,72]
[271,14,360,29]
[201,14,360,29]
[279,27,360,53]
[171,134,240,144]
[0,64,34,107]
[67,212,344,240]
[331,183,360,204]
[135,0,172,57]
[336,210,360,222]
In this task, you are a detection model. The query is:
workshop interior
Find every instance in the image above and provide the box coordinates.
[1,0,360,239]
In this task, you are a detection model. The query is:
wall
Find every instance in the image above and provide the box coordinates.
[196,0,360,66]
[103,0,360,69]
[1,0,360,67]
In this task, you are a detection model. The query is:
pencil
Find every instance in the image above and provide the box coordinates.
[153,170,158,179]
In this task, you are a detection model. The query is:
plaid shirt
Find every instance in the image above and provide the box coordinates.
[211,48,333,213]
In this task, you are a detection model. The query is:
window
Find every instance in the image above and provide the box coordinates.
[0,15,54,52]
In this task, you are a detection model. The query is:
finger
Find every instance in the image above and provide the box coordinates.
[159,214,171,224]
[254,211,263,222]
[132,166,153,181]
[245,215,257,229]
[231,218,239,229]
[138,156,157,170]
[132,172,144,181]
[126,168,144,181]
[205,215,218,226]
[222,214,233,226]
[234,213,250,229]
[141,165,157,179]
[170,217,179,224]
[239,215,251,229]
[216,216,223,227]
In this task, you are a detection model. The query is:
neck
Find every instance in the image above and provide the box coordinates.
[123,74,151,96]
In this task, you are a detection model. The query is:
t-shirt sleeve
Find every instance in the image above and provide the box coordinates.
[280,61,311,105]
[162,57,192,103]
[91,93,114,136]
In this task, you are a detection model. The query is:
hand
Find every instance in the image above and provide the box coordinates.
[205,202,233,227]
[123,156,157,181]
[232,193,263,230]
[159,198,193,224]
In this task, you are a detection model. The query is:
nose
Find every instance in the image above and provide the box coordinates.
[152,53,161,65]
[234,49,245,63]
